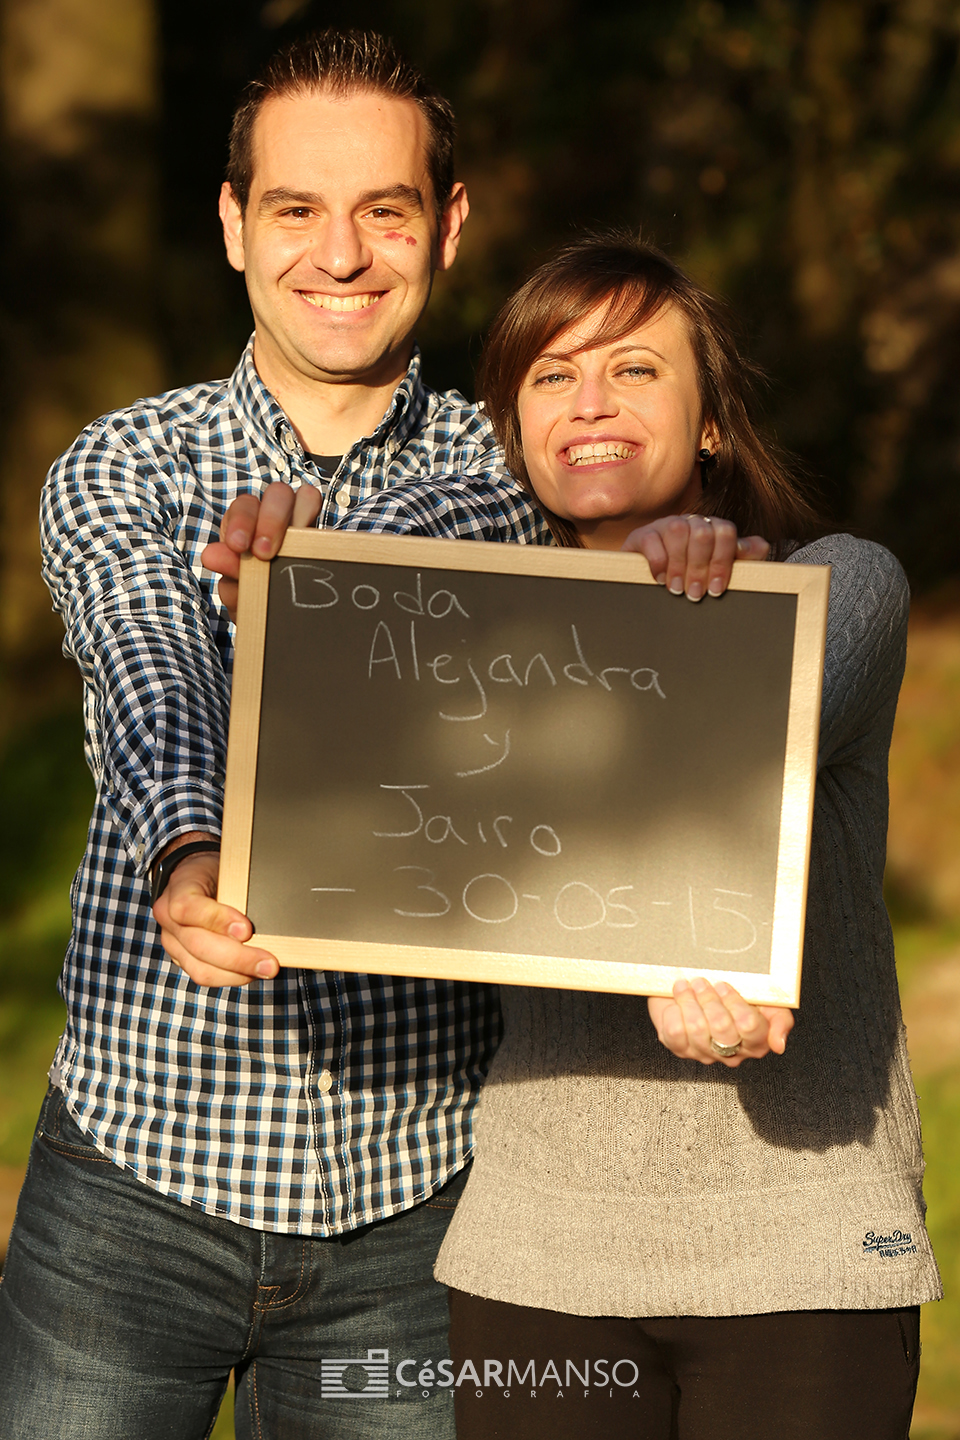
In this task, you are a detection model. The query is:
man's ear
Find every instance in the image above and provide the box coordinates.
[219,183,246,273]
[436,182,469,273]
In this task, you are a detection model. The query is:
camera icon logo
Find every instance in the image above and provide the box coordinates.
[320,1348,390,1399]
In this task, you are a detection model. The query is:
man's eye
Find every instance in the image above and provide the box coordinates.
[368,207,401,220]
[281,208,313,220]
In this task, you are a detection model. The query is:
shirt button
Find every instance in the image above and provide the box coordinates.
[281,429,298,454]
[134,844,145,864]
[318,1069,333,1094]
[335,489,351,509]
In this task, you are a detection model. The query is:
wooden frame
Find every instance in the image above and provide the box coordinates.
[220,530,829,1005]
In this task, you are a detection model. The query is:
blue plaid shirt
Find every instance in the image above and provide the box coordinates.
[40,338,546,1234]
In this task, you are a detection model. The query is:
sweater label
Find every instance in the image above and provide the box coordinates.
[862,1228,917,1260]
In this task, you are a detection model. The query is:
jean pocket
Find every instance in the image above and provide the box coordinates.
[38,1085,109,1162]
[425,1160,472,1212]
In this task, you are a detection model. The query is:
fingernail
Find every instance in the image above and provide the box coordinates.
[253,535,272,558]
[669,577,684,595]
[686,582,704,602]
[655,572,667,586]
[228,528,250,549]
[255,959,276,978]
[692,977,707,993]
[228,923,247,940]
[708,576,724,596]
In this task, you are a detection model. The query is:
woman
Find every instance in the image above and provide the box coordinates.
[333,234,939,1440]
[210,233,940,1437]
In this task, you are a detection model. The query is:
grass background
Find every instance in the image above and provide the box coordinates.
[3,608,960,1439]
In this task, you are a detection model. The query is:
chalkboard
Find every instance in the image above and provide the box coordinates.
[219,530,829,1005]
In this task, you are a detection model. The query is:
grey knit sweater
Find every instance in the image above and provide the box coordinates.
[435,535,942,1316]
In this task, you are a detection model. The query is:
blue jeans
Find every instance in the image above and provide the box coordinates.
[0,1086,466,1439]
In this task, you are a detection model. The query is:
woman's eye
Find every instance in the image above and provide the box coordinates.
[618,365,655,380]
[533,371,572,387]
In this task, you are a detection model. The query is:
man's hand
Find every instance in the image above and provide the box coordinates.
[202,481,322,620]
[622,515,770,600]
[647,977,793,1067]
[152,844,280,988]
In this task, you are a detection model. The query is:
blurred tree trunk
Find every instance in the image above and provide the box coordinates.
[0,0,162,733]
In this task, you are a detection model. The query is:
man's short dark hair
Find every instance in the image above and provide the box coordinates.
[226,28,457,220]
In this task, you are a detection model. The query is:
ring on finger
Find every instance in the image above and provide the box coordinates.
[709,1036,742,1057]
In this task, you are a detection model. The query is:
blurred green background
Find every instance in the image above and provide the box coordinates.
[3,1,960,1435]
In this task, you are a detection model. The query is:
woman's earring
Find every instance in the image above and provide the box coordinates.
[698,448,713,462]
[698,447,717,480]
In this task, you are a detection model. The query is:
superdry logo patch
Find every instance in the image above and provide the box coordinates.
[862,1229,917,1259]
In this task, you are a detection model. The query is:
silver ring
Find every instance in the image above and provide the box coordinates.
[692,515,713,523]
[709,1036,742,1057]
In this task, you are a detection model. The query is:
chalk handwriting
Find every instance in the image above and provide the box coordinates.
[393,866,451,918]
[364,619,665,706]
[373,786,555,855]
[456,730,511,777]
[377,871,756,947]
[283,563,469,618]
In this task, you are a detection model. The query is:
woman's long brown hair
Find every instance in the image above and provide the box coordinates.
[476,232,825,553]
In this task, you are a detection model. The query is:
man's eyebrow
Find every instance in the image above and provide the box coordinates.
[256,184,426,214]
[356,184,425,210]
[257,188,322,214]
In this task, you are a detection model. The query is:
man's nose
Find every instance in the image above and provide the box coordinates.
[309,215,372,279]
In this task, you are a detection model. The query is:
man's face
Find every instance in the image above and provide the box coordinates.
[220,88,467,395]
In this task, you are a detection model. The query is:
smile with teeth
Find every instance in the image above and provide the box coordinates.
[565,441,637,466]
[300,292,383,312]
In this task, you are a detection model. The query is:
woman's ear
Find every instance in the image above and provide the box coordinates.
[699,418,720,456]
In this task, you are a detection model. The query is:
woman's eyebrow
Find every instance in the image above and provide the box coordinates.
[530,342,669,364]
[608,343,668,361]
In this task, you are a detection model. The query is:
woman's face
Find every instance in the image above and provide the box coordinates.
[517,300,714,550]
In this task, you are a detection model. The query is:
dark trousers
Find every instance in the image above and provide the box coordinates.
[448,1288,921,1440]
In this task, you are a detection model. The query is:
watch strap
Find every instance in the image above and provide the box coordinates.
[150,841,221,906]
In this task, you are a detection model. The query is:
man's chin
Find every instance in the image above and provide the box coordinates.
[301,339,410,387]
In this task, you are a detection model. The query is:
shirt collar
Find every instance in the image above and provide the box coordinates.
[228,336,430,463]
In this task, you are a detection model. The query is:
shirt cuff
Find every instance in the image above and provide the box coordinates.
[109,780,225,875]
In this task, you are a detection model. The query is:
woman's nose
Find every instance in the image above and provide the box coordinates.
[568,374,618,422]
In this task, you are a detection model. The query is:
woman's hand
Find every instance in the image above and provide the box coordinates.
[621,515,770,600]
[202,482,322,621]
[647,977,793,1067]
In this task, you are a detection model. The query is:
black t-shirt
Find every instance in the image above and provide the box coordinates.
[307,454,342,480]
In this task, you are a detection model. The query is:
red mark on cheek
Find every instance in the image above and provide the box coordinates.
[384,230,418,246]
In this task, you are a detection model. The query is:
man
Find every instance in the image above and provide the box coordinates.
[0,30,542,1440]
